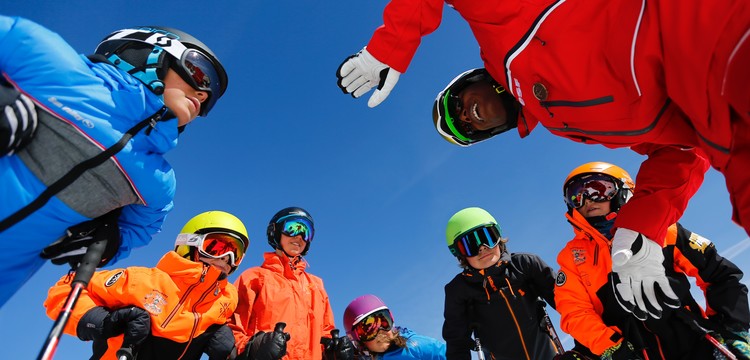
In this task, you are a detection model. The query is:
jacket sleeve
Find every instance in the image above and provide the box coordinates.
[615,145,709,244]
[555,246,621,355]
[517,253,557,309]
[442,280,473,360]
[113,202,172,264]
[228,270,261,354]
[366,0,445,73]
[671,223,750,328]
[318,283,336,338]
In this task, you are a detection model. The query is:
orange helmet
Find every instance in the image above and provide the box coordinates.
[563,162,635,212]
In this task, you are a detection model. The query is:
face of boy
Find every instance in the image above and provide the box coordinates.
[162,69,209,126]
[456,81,509,131]
[466,244,501,270]
[199,255,231,276]
[363,329,396,353]
[577,198,612,218]
[279,233,307,257]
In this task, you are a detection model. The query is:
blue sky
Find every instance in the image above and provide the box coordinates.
[2,1,748,359]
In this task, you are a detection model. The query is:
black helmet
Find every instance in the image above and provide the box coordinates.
[95,26,228,116]
[432,68,519,146]
[266,207,315,256]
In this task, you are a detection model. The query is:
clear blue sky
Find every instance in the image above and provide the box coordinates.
[2,1,748,359]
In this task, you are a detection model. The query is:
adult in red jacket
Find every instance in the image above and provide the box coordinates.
[228,207,340,360]
[336,0,749,322]
[43,211,253,360]
[554,162,749,359]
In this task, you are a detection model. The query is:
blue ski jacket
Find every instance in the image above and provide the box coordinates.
[360,327,446,360]
[0,16,178,307]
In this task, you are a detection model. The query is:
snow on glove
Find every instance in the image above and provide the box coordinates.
[41,208,122,269]
[611,228,680,320]
[321,329,356,360]
[77,306,151,359]
[600,341,643,360]
[239,322,290,360]
[336,47,401,108]
[0,80,37,157]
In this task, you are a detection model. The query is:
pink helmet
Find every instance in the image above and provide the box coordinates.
[343,294,394,340]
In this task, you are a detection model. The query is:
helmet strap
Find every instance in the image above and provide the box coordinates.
[106,46,167,95]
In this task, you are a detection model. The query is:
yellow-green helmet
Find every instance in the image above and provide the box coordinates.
[175,211,249,273]
[446,207,502,257]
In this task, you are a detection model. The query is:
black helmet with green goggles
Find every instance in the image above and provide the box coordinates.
[432,68,519,147]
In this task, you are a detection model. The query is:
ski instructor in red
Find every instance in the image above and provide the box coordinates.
[336,0,750,322]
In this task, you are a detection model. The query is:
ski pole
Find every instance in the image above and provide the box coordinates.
[470,324,486,360]
[541,304,565,354]
[675,310,737,360]
[37,239,107,360]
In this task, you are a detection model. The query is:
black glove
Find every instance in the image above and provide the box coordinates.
[41,208,122,268]
[321,329,356,360]
[205,324,237,360]
[238,322,290,360]
[600,341,643,360]
[0,80,37,157]
[77,306,151,359]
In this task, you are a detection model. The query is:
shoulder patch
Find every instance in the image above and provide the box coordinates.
[688,233,712,254]
[555,271,567,287]
[105,270,124,287]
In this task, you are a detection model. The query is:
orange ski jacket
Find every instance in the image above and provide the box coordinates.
[229,252,335,360]
[44,251,238,360]
[555,210,750,358]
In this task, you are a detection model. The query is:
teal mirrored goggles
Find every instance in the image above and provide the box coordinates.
[449,224,502,257]
[280,218,314,242]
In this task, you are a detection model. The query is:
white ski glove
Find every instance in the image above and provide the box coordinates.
[336,47,401,108]
[611,228,680,320]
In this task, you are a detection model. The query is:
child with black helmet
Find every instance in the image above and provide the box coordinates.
[442,207,560,360]
[229,207,340,360]
[0,15,229,308]
[43,211,265,359]
[554,162,750,360]
[343,294,446,359]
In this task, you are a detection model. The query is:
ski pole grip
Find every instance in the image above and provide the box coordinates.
[274,322,287,333]
[72,239,107,286]
[330,329,340,338]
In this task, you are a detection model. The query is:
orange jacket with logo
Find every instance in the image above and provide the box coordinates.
[229,252,335,360]
[44,251,238,360]
[555,210,749,358]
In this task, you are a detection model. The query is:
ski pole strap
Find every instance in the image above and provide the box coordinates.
[0,107,168,233]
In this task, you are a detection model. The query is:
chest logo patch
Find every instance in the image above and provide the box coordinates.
[104,270,124,287]
[143,290,167,315]
[688,233,712,254]
[572,248,587,265]
[555,271,567,287]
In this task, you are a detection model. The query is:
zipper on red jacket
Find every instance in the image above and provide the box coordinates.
[161,266,209,328]
[545,99,669,137]
[176,281,219,360]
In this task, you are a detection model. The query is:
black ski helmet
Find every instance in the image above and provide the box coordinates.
[266,207,315,256]
[94,26,228,116]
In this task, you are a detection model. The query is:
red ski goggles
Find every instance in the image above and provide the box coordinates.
[564,174,619,209]
[280,218,313,243]
[173,49,223,116]
[176,232,246,267]
[449,224,502,258]
[353,309,394,342]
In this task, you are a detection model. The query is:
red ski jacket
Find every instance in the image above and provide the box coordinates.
[364,0,750,243]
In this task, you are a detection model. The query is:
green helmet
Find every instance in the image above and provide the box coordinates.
[446,207,502,257]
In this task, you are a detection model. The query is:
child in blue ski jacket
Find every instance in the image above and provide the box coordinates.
[343,294,446,360]
[0,15,228,307]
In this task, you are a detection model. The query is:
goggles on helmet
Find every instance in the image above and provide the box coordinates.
[172,49,222,116]
[280,218,313,242]
[564,174,620,209]
[175,232,245,267]
[449,224,502,258]
[353,309,394,342]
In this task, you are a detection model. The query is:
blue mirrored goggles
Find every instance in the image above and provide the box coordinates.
[280,218,314,243]
[173,49,222,116]
[564,174,619,209]
[449,224,502,257]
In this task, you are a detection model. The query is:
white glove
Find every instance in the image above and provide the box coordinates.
[336,47,401,108]
[611,228,680,320]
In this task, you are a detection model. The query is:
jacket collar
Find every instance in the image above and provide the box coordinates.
[261,251,307,278]
[157,251,227,286]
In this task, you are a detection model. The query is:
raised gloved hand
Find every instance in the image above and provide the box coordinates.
[321,329,356,360]
[610,228,680,320]
[600,341,643,360]
[77,306,151,359]
[0,80,37,157]
[238,322,290,360]
[336,47,401,108]
[41,208,122,269]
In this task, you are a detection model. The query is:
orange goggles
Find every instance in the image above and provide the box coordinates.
[176,232,245,267]
[353,309,394,342]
